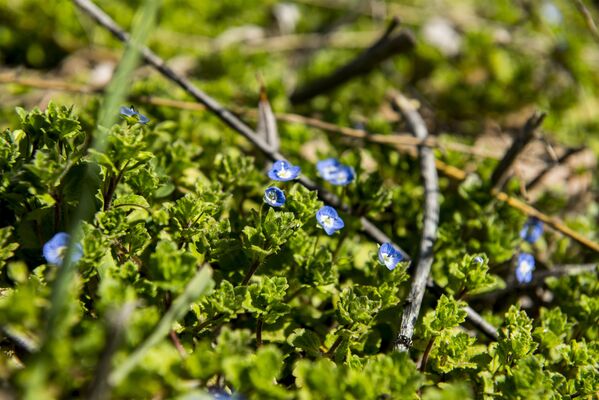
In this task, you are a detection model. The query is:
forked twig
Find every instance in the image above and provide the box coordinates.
[490,111,546,193]
[392,94,440,351]
[525,147,585,192]
[289,18,415,104]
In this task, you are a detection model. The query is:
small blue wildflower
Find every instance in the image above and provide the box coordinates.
[316,158,355,186]
[519,217,544,244]
[263,186,286,207]
[119,105,149,124]
[317,158,342,180]
[378,243,403,271]
[328,165,355,186]
[473,256,484,264]
[516,253,535,284]
[42,232,83,266]
[268,160,301,181]
[316,206,344,235]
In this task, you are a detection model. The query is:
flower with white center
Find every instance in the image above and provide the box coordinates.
[519,217,544,244]
[378,243,404,270]
[516,253,535,284]
[316,206,344,235]
[268,160,301,182]
[317,158,342,180]
[263,186,286,207]
[316,158,355,186]
[329,165,355,186]
[43,232,83,267]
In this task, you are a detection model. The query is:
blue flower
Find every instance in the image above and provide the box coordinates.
[268,160,301,181]
[263,186,286,207]
[378,243,404,270]
[473,256,484,264]
[516,253,535,284]
[329,165,355,186]
[316,158,355,186]
[316,206,344,235]
[519,217,543,244]
[43,232,83,266]
[317,158,342,180]
[119,106,149,124]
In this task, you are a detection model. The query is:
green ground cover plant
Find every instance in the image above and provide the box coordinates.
[1,0,598,399]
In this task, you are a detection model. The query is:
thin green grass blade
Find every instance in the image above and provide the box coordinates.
[109,266,214,386]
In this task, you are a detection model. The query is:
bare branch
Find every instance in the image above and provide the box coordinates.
[525,147,585,192]
[289,18,415,104]
[574,0,599,42]
[490,111,546,193]
[392,94,440,352]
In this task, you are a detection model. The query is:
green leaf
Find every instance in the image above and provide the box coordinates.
[423,294,467,336]
[495,306,538,366]
[0,227,19,270]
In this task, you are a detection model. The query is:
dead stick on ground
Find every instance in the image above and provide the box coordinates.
[289,18,415,104]
[525,147,585,192]
[574,0,599,42]
[392,94,440,352]
[490,111,546,193]
[71,0,412,261]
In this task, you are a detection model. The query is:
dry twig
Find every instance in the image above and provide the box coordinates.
[289,18,415,104]
[392,94,440,352]
[490,111,546,193]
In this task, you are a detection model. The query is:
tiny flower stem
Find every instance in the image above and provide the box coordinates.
[196,313,225,331]
[340,186,348,206]
[103,161,130,211]
[326,336,343,357]
[242,259,262,285]
[53,193,62,231]
[258,203,265,232]
[419,337,435,372]
[169,330,187,359]
[284,286,305,302]
[332,229,349,261]
[256,316,263,347]
[312,235,321,257]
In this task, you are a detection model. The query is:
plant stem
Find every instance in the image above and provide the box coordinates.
[169,330,187,359]
[196,313,225,331]
[284,286,305,302]
[332,229,349,261]
[242,259,262,285]
[312,235,321,257]
[419,337,435,372]
[109,266,213,385]
[326,336,344,357]
[256,317,263,347]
